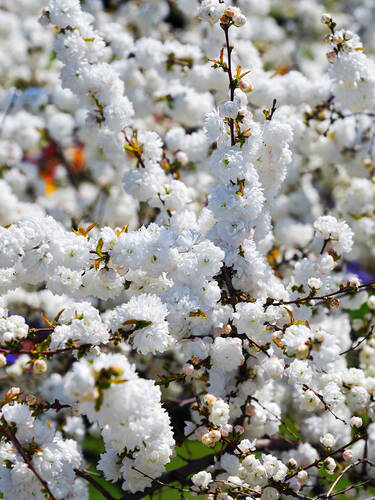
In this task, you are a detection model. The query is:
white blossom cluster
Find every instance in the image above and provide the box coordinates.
[0,395,85,500]
[0,0,375,498]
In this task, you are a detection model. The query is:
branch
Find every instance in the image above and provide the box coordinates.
[0,419,56,500]
[302,385,347,425]
[74,469,117,500]
[121,454,215,500]
[270,281,375,308]
[340,326,374,355]
[288,433,367,480]
[322,458,375,498]
[222,24,236,146]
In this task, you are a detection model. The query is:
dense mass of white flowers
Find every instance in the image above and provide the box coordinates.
[0,0,375,498]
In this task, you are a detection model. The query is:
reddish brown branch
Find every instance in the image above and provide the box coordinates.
[0,420,56,500]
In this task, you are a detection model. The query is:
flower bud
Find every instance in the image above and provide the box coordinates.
[245,404,256,416]
[288,458,297,469]
[332,33,342,45]
[203,394,217,406]
[224,7,237,17]
[297,470,308,483]
[343,449,353,462]
[343,31,354,40]
[320,433,336,448]
[325,457,336,472]
[239,79,253,92]
[350,416,363,428]
[321,13,332,24]
[331,298,340,308]
[26,394,37,405]
[326,50,338,63]
[33,359,47,374]
[183,363,194,376]
[221,324,232,335]
[233,13,246,27]
[234,425,244,434]
[209,429,222,443]
[220,424,233,437]
[367,296,375,310]
[38,13,50,26]
[176,151,188,166]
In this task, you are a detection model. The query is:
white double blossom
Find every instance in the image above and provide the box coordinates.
[0,0,374,498]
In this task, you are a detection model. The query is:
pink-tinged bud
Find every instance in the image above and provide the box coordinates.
[297,470,308,483]
[221,324,232,335]
[331,298,340,308]
[234,425,244,435]
[343,449,353,462]
[349,277,360,288]
[239,79,253,92]
[245,404,256,416]
[326,50,338,63]
[210,429,221,442]
[224,7,237,17]
[176,151,188,166]
[33,359,47,374]
[182,363,194,376]
[233,13,246,27]
[350,416,362,428]
[220,424,233,437]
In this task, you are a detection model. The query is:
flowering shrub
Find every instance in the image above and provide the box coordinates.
[1,0,375,499]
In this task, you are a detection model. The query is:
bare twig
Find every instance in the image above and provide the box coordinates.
[340,326,374,355]
[302,385,347,425]
[74,469,117,500]
[323,458,374,498]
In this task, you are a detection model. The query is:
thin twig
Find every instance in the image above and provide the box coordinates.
[323,458,374,498]
[340,326,374,355]
[0,420,56,500]
[74,469,117,500]
[271,281,375,307]
[223,25,236,146]
[288,433,367,479]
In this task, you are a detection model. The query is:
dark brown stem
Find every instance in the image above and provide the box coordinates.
[271,281,375,307]
[223,25,236,146]
[302,385,347,425]
[340,326,374,355]
[288,433,367,479]
[74,469,117,500]
[0,420,56,500]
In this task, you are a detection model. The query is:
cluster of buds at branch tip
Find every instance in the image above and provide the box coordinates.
[220,7,246,27]
[323,14,358,62]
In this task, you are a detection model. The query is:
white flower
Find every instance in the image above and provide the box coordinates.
[192,470,212,488]
[211,337,244,372]
[209,399,230,427]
